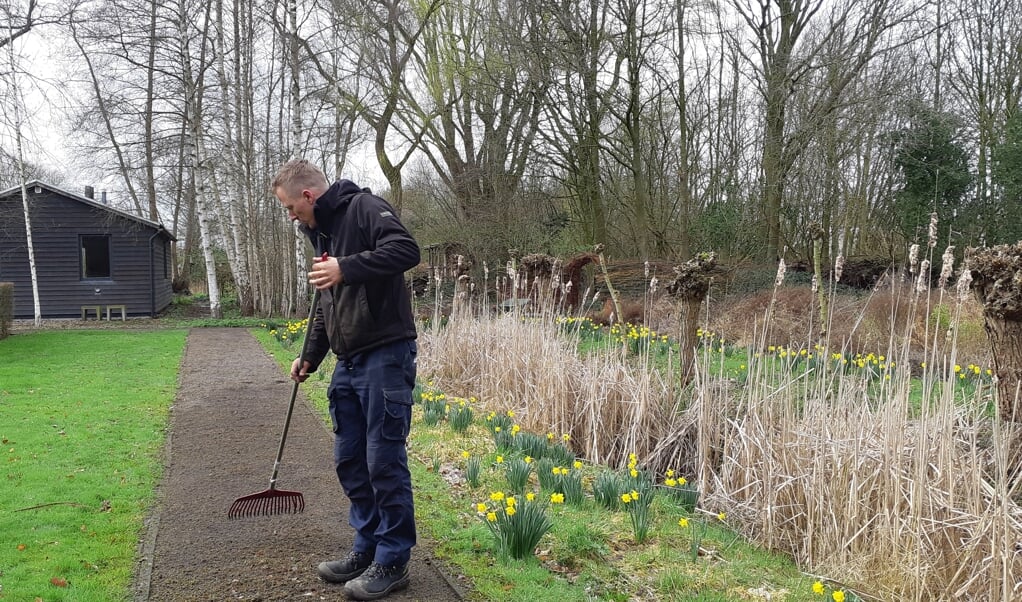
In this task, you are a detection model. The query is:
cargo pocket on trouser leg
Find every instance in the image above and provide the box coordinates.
[382,388,413,442]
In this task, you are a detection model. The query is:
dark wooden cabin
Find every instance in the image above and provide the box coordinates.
[0,181,174,319]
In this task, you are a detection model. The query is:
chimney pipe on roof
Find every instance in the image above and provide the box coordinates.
[84,185,94,199]
[101,191,107,205]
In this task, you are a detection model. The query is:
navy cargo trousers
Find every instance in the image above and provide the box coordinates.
[327,339,417,567]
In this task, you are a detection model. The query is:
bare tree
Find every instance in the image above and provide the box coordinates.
[949,0,1022,243]
[728,0,918,260]
[69,16,147,217]
[603,0,667,258]
[413,0,549,258]
[0,0,38,51]
[539,0,617,249]
[295,0,443,214]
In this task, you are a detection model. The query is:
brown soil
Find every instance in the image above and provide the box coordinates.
[135,328,465,601]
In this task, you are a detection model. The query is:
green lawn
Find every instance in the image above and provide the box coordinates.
[0,330,186,601]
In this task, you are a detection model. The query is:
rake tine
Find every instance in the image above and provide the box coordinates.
[228,489,305,519]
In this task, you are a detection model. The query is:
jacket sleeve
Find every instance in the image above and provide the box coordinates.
[337,193,421,284]
[301,297,331,372]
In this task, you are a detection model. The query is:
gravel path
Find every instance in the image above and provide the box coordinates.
[134,328,464,601]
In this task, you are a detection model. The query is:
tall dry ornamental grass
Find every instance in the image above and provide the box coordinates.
[417,254,1022,600]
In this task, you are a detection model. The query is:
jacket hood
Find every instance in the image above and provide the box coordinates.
[301,179,370,238]
[314,179,369,216]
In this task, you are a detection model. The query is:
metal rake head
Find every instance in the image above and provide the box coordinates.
[228,488,305,519]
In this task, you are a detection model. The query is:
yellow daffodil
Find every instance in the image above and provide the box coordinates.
[505,506,516,516]
[551,493,564,504]
[461,450,470,459]
[812,581,825,595]
[526,492,535,501]
[678,517,689,528]
[490,491,505,501]
[495,455,504,464]
[665,478,677,487]
[832,591,845,602]
[486,512,497,522]
[573,460,583,469]
[476,503,487,513]
[621,493,632,503]
[717,512,726,521]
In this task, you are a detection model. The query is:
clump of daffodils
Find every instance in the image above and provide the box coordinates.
[446,396,474,433]
[812,580,851,602]
[461,450,481,488]
[419,386,447,426]
[663,469,699,511]
[267,317,308,349]
[550,463,584,505]
[475,491,553,560]
[620,489,652,543]
[503,456,533,494]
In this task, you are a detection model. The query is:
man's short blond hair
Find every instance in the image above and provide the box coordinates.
[271,159,329,196]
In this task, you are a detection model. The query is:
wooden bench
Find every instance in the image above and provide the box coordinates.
[105,305,127,321]
[81,305,101,320]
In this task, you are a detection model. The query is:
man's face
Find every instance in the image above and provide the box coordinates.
[276,186,317,228]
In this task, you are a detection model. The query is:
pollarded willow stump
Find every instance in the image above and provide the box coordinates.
[666,252,719,386]
[965,242,1022,420]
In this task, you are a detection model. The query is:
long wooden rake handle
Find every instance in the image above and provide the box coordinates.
[267,288,321,491]
[228,285,322,519]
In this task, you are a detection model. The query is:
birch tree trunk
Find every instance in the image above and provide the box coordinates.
[213,0,254,316]
[284,0,309,317]
[5,29,41,324]
[180,0,221,318]
[144,0,160,221]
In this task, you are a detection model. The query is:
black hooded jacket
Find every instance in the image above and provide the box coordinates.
[300,180,420,367]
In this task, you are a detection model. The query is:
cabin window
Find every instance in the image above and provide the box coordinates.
[81,235,111,279]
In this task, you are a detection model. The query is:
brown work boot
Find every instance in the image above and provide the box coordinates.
[343,561,409,600]
[317,550,372,584]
